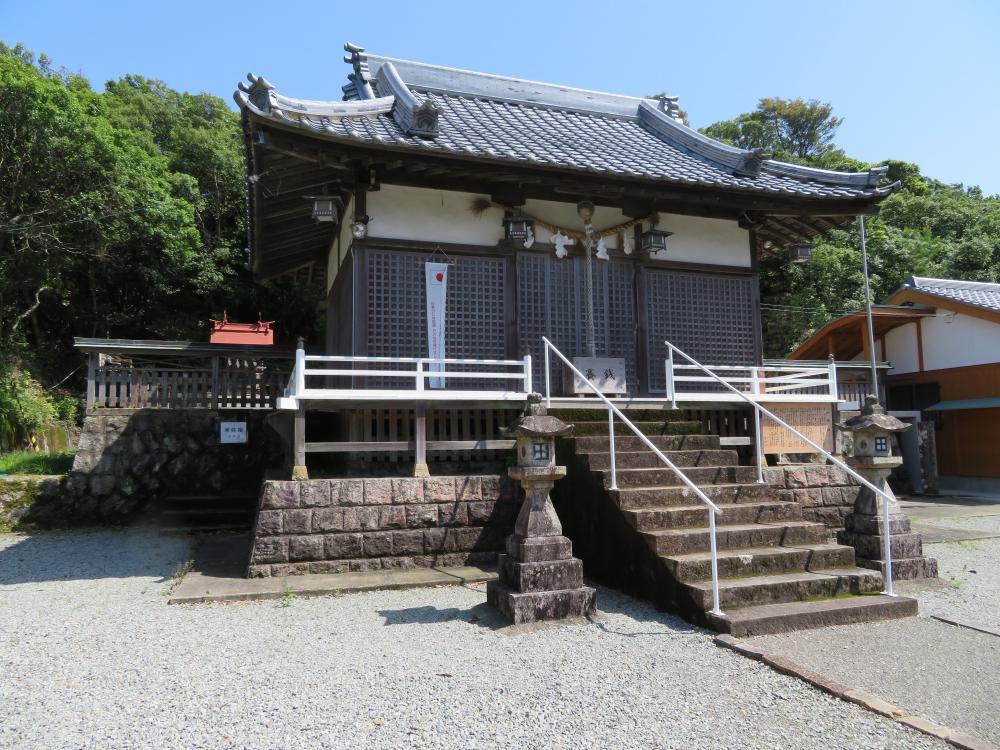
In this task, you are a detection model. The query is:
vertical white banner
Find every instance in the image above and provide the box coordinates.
[425,262,449,388]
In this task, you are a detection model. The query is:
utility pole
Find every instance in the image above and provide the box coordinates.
[859,215,880,402]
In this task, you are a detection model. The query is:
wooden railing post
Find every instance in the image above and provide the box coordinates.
[413,403,429,478]
[292,404,308,480]
[211,355,220,410]
[86,353,96,412]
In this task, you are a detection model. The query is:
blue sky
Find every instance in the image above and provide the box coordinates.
[4,0,999,194]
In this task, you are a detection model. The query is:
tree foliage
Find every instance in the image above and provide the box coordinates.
[0,44,322,441]
[703,97,1000,357]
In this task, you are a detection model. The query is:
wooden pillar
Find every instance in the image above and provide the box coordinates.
[86,352,96,412]
[292,405,308,480]
[413,403,430,477]
[211,355,220,410]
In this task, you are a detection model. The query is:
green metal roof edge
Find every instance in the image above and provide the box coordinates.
[925,397,1000,412]
[73,337,294,357]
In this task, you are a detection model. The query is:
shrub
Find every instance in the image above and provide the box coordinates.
[0,367,57,449]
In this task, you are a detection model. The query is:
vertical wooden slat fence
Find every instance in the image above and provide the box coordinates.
[89,355,290,411]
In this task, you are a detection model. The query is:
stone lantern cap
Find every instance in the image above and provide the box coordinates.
[837,395,911,434]
[504,393,574,437]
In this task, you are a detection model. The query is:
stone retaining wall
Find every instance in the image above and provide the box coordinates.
[764,465,860,529]
[0,475,62,531]
[38,410,280,524]
[248,475,520,577]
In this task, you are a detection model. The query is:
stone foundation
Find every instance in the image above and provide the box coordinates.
[248,475,520,576]
[0,475,62,531]
[764,465,860,529]
[33,410,280,524]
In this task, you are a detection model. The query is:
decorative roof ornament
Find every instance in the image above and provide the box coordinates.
[376,62,442,139]
[648,92,684,124]
[735,148,771,178]
[239,73,276,113]
[343,41,375,100]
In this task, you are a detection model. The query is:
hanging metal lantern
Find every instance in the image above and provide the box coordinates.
[503,216,534,241]
[308,197,339,223]
[640,229,673,254]
[788,242,814,264]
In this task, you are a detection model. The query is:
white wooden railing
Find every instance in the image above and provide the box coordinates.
[278,345,532,410]
[665,340,899,598]
[666,355,839,405]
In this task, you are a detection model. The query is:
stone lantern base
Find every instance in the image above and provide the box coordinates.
[837,510,938,580]
[486,534,596,624]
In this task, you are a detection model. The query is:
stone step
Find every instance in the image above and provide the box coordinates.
[624,501,803,532]
[596,465,759,489]
[709,594,917,636]
[580,449,739,471]
[572,433,720,452]
[161,494,258,511]
[612,483,774,510]
[643,521,830,556]
[683,567,884,610]
[570,421,703,437]
[662,543,858,581]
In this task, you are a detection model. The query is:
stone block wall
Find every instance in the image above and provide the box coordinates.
[763,465,860,529]
[248,475,521,577]
[38,410,280,524]
[0,475,62,531]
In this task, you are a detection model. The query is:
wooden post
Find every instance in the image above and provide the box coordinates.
[292,405,308,480]
[211,355,220,410]
[86,353,96,412]
[413,403,430,477]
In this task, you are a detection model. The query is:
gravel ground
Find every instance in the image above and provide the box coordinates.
[0,530,944,750]
[915,536,1000,627]
[923,513,1000,534]
[751,516,1000,746]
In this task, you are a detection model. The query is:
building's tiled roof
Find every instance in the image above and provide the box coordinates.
[235,44,897,203]
[903,276,1000,313]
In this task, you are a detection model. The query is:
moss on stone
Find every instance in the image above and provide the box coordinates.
[0,475,61,531]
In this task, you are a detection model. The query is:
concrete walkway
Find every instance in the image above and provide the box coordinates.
[745,497,1000,749]
[168,533,497,604]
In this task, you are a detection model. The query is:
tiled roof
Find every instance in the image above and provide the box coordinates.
[903,276,1000,313]
[234,44,898,202]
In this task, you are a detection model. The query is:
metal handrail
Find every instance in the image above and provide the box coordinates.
[664,340,898,597]
[542,337,724,616]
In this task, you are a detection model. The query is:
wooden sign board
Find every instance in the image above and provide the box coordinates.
[762,403,833,454]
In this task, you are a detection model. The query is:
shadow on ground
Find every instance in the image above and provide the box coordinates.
[0,529,193,586]
[377,600,506,630]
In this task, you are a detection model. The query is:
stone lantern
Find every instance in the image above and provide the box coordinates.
[486,394,596,623]
[836,396,937,580]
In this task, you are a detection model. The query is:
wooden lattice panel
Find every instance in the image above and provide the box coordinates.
[366,250,507,388]
[517,253,636,395]
[645,269,756,392]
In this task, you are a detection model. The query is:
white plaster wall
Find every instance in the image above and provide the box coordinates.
[366,185,504,246]
[921,312,1000,370]
[363,185,751,268]
[884,322,920,375]
[647,213,750,267]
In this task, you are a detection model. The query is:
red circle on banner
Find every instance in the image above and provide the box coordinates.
[435,272,444,282]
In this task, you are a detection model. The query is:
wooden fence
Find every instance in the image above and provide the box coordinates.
[78,339,293,412]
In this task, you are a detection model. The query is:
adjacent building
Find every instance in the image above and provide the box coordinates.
[791,276,1000,492]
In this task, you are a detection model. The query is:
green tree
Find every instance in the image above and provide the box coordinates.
[701,97,844,163]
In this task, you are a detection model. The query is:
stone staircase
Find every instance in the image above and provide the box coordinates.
[550,410,917,635]
[154,492,258,533]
